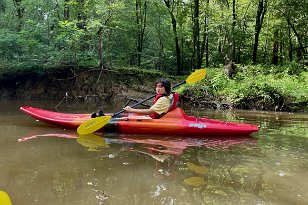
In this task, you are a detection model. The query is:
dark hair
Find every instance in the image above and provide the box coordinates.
[155,78,171,94]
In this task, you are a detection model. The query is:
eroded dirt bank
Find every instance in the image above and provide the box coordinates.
[1,68,306,112]
[0,68,158,102]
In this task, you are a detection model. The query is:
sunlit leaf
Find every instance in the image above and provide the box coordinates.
[184,177,206,187]
[187,162,209,174]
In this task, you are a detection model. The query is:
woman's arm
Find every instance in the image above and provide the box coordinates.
[123,106,156,115]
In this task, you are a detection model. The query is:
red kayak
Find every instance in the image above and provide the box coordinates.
[20,106,259,136]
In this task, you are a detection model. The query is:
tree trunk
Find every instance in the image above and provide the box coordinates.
[13,0,24,31]
[64,0,69,20]
[200,16,209,67]
[288,27,293,61]
[203,0,210,67]
[97,11,112,68]
[286,18,306,61]
[237,46,241,63]
[97,27,103,68]
[205,32,209,67]
[271,30,279,65]
[158,15,164,64]
[231,0,236,62]
[252,0,267,64]
[164,0,182,74]
[136,0,147,67]
[193,0,201,69]
[76,0,86,30]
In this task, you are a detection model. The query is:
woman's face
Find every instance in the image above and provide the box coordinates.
[155,83,167,95]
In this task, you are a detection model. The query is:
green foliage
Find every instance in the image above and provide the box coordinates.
[116,66,167,80]
[53,20,85,64]
[182,65,308,111]
[1,0,307,73]
[0,29,20,59]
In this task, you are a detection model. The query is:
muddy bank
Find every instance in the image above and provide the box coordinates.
[1,68,306,112]
[0,68,160,102]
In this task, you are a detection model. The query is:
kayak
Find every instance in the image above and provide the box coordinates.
[20,106,259,136]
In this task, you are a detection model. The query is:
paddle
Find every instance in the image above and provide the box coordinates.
[77,68,206,135]
[0,191,12,205]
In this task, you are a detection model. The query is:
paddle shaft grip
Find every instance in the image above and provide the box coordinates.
[113,80,185,117]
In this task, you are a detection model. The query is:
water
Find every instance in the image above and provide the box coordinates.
[0,99,307,205]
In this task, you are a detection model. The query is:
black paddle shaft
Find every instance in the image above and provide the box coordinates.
[113,80,185,117]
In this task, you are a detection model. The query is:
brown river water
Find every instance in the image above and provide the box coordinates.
[0,99,307,205]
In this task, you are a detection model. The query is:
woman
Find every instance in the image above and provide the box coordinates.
[123,78,179,118]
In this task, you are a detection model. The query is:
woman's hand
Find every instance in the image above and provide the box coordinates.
[123,106,133,112]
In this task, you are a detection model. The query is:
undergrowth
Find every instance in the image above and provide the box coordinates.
[181,64,308,112]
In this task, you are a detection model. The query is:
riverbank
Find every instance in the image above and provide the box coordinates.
[0,67,168,101]
[0,65,307,112]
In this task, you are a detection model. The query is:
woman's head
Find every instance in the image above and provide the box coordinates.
[155,78,171,95]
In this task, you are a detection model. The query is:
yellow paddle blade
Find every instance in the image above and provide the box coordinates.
[185,68,206,85]
[0,191,12,205]
[77,116,112,135]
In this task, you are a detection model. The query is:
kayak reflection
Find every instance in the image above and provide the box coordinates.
[19,130,258,182]
[98,133,257,156]
[76,133,258,181]
[19,129,258,157]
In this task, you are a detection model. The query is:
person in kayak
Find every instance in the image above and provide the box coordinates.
[123,78,179,119]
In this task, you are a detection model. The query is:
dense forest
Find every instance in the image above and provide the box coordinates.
[0,0,307,73]
[0,0,307,111]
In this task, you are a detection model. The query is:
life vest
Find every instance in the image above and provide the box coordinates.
[150,92,180,119]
